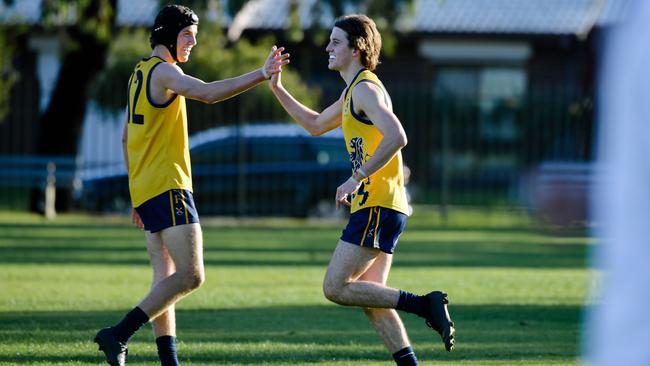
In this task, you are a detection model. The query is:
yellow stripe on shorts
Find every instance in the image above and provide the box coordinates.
[373,207,381,249]
[169,191,176,226]
[361,207,378,247]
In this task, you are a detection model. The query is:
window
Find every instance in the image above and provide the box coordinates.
[435,67,527,142]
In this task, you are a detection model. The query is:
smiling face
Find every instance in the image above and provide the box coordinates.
[326,27,355,71]
[176,24,198,63]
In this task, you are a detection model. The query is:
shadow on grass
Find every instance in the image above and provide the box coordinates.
[0,232,587,269]
[0,220,574,234]
[0,303,582,364]
[0,243,587,269]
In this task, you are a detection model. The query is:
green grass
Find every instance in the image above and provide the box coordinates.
[0,207,595,365]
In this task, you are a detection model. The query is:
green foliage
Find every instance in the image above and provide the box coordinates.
[0,28,18,123]
[292,0,416,56]
[41,0,116,48]
[92,27,150,112]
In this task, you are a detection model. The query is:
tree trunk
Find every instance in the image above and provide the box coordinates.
[30,0,117,213]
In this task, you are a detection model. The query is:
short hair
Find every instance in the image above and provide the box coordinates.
[334,14,382,71]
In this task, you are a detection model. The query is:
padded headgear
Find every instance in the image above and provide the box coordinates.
[150,5,199,62]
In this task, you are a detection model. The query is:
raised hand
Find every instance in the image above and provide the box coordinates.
[262,46,290,79]
[270,65,282,90]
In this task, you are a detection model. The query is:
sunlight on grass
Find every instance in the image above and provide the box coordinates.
[0,209,594,365]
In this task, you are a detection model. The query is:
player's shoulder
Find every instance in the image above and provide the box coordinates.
[148,60,185,90]
[351,79,383,101]
[151,60,183,77]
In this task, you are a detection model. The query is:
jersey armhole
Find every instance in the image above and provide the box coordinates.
[147,62,179,108]
[349,79,390,125]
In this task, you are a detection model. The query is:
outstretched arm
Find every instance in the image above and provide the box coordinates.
[269,69,342,136]
[157,46,290,104]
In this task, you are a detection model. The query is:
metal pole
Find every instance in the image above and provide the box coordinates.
[45,161,56,220]
[440,98,450,225]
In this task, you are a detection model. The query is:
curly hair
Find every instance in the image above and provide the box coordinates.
[334,14,382,71]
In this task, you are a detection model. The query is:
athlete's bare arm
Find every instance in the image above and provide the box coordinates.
[121,110,144,229]
[269,72,343,136]
[121,110,128,174]
[152,46,289,104]
[350,82,407,177]
[334,82,407,208]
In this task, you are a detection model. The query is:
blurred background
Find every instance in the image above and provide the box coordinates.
[0,0,627,225]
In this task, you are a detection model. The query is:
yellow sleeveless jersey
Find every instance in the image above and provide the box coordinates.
[126,56,192,207]
[342,69,409,215]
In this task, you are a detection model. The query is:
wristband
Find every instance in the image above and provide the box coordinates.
[261,67,270,79]
[349,176,359,185]
[357,168,368,179]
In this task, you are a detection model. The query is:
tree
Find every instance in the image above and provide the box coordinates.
[0,27,18,123]
[228,0,415,56]
[0,0,20,124]
[30,0,117,213]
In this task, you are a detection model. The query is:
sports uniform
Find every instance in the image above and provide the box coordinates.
[94,5,289,366]
[340,69,409,254]
[269,14,454,366]
[126,56,198,232]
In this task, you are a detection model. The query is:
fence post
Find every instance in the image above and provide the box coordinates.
[237,102,249,217]
[439,98,450,225]
[45,161,56,220]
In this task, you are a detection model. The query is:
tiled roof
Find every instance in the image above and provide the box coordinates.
[0,0,631,36]
[0,0,226,27]
[227,0,631,39]
[407,0,594,34]
[401,0,628,35]
[0,0,155,25]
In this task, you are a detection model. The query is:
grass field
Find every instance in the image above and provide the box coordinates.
[0,208,595,365]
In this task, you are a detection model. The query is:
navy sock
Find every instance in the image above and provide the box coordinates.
[112,306,149,343]
[156,335,180,366]
[395,290,428,318]
[393,346,418,366]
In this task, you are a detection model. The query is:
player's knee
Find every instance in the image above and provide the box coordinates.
[190,270,206,290]
[322,280,343,304]
[179,269,205,291]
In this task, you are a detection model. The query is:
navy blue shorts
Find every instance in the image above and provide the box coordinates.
[135,189,200,233]
[340,206,407,254]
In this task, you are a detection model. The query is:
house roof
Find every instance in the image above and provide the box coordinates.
[0,0,235,26]
[0,0,163,26]
[402,0,619,35]
[227,0,334,40]
[0,0,630,36]
[228,0,630,39]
